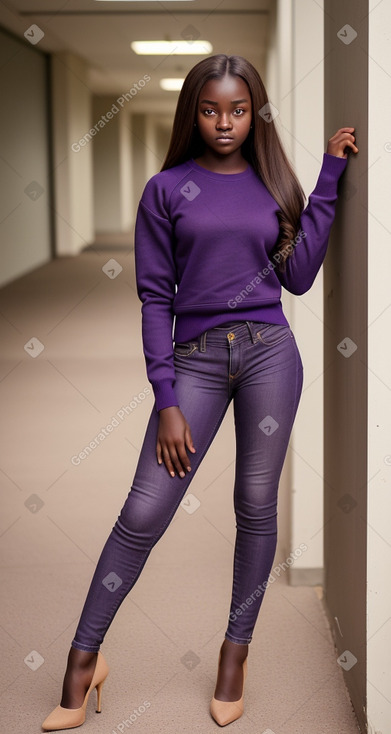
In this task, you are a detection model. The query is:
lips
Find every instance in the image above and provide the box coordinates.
[216,136,233,140]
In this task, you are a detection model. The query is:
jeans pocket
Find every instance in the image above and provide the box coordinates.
[256,323,292,346]
[173,341,198,357]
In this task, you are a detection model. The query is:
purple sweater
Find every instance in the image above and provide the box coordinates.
[134,153,348,411]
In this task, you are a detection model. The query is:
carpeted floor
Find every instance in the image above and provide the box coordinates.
[0,246,361,733]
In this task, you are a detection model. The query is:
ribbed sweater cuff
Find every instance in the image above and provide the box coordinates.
[312,153,348,197]
[153,379,179,412]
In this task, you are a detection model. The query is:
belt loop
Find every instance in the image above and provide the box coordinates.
[198,330,207,352]
[245,320,257,344]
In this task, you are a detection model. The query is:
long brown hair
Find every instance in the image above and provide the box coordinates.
[161,54,306,271]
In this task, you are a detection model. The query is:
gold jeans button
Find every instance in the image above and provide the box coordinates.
[227,332,235,341]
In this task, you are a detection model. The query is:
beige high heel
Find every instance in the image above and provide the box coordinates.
[42,651,109,731]
[210,651,248,726]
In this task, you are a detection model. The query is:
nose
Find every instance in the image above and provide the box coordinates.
[216,113,232,130]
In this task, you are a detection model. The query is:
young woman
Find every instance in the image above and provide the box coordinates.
[42,54,358,730]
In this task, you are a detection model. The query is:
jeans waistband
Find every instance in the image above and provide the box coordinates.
[197,321,266,351]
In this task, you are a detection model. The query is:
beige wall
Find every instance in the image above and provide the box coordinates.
[130,113,172,227]
[92,96,134,233]
[51,52,94,255]
[289,0,327,583]
[324,0,391,730]
[0,29,51,287]
[366,1,391,729]
[131,114,147,221]
[323,1,367,725]
[267,0,326,579]
[119,110,133,233]
[92,107,172,236]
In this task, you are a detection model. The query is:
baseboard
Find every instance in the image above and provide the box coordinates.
[289,567,324,586]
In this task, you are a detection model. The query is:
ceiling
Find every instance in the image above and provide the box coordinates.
[0,0,273,110]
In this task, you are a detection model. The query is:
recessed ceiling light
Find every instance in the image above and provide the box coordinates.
[131,40,212,55]
[160,78,185,91]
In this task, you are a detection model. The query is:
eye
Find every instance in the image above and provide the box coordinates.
[203,108,216,116]
[233,108,245,116]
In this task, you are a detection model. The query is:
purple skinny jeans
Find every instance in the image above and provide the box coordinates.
[71,320,303,650]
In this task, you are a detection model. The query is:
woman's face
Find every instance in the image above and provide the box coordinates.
[195,74,252,158]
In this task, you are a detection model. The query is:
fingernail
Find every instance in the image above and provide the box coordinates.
[170,471,175,477]
[180,471,185,478]
[187,466,191,472]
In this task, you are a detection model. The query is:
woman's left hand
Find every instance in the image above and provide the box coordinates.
[327,127,359,159]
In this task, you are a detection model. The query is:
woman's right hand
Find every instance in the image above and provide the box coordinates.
[156,406,196,478]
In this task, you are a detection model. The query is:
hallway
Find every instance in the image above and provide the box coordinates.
[0,246,360,733]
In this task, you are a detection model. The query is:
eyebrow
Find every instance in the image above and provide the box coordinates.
[199,98,249,105]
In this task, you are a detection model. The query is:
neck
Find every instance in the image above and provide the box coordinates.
[193,150,248,174]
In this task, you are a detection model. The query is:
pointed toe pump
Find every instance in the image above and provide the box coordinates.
[42,651,109,731]
[210,654,248,727]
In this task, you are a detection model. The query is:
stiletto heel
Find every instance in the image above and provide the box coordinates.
[42,651,109,731]
[210,652,248,727]
[96,680,104,713]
